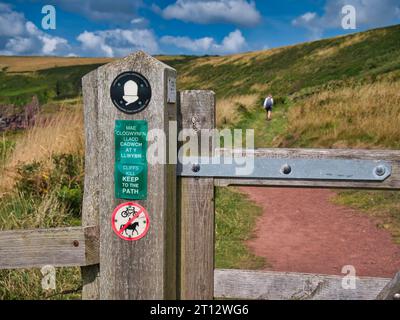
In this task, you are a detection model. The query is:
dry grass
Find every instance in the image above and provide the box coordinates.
[250,83,270,92]
[310,33,369,60]
[0,192,71,230]
[284,82,400,148]
[221,47,287,65]
[11,109,84,164]
[0,56,113,73]
[177,74,201,88]
[0,107,84,192]
[189,46,287,69]
[216,94,258,127]
[0,267,81,300]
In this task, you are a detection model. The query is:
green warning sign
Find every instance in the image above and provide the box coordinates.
[114,120,147,200]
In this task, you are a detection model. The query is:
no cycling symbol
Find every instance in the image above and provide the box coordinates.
[111,202,150,241]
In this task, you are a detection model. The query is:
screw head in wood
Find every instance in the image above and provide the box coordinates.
[192,164,200,173]
[281,164,292,175]
[73,240,79,247]
[374,165,386,176]
[394,293,400,300]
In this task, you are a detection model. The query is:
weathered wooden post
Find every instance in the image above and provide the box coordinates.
[376,271,400,300]
[178,91,216,299]
[82,51,177,299]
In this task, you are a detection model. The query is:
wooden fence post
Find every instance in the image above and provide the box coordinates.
[178,90,216,299]
[81,66,100,300]
[82,51,177,299]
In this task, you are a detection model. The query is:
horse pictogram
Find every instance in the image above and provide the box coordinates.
[111,202,150,241]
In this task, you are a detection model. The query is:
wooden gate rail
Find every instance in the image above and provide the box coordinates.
[0,226,99,269]
[0,232,394,301]
[214,269,390,300]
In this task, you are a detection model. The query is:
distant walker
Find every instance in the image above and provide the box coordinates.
[263,94,274,121]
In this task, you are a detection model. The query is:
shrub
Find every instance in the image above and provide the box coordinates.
[16,161,48,196]
[57,185,82,217]
[14,153,84,217]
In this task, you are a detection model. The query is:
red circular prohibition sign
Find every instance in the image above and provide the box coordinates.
[111,202,150,241]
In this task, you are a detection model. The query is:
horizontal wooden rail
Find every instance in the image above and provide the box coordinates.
[0,226,99,269]
[214,148,400,189]
[214,269,390,300]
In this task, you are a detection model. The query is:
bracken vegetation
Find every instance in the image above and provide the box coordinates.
[0,108,84,299]
[281,82,400,149]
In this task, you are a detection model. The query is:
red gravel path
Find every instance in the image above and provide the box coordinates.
[240,187,400,278]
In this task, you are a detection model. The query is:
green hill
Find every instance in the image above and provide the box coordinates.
[167,24,400,149]
[1,24,399,148]
[170,24,400,98]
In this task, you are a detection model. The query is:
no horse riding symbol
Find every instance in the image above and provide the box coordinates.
[111,202,150,241]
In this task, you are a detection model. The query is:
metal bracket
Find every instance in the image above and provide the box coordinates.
[177,157,392,181]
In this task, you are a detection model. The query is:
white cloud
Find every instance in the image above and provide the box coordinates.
[0,4,70,56]
[161,29,247,54]
[160,35,214,52]
[25,22,68,55]
[0,3,27,37]
[296,12,317,24]
[77,28,159,57]
[293,0,400,39]
[292,12,322,40]
[217,29,246,52]
[130,17,149,28]
[131,18,145,24]
[161,0,261,26]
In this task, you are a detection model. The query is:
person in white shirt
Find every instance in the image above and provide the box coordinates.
[263,94,274,121]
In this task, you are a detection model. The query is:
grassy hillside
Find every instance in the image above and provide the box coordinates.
[2,25,398,143]
[169,25,400,136]
[0,24,399,299]
[0,64,107,106]
[0,56,112,73]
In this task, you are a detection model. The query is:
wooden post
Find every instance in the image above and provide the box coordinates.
[82,51,177,299]
[376,271,400,300]
[178,90,216,299]
[81,68,100,299]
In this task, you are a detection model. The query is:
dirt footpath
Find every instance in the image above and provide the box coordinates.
[240,187,400,278]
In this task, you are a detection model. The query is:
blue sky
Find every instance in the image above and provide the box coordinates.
[0,0,399,57]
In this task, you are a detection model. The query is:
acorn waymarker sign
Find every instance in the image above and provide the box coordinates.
[111,202,150,241]
[110,71,151,114]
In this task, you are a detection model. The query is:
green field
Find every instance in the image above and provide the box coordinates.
[0,64,104,106]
